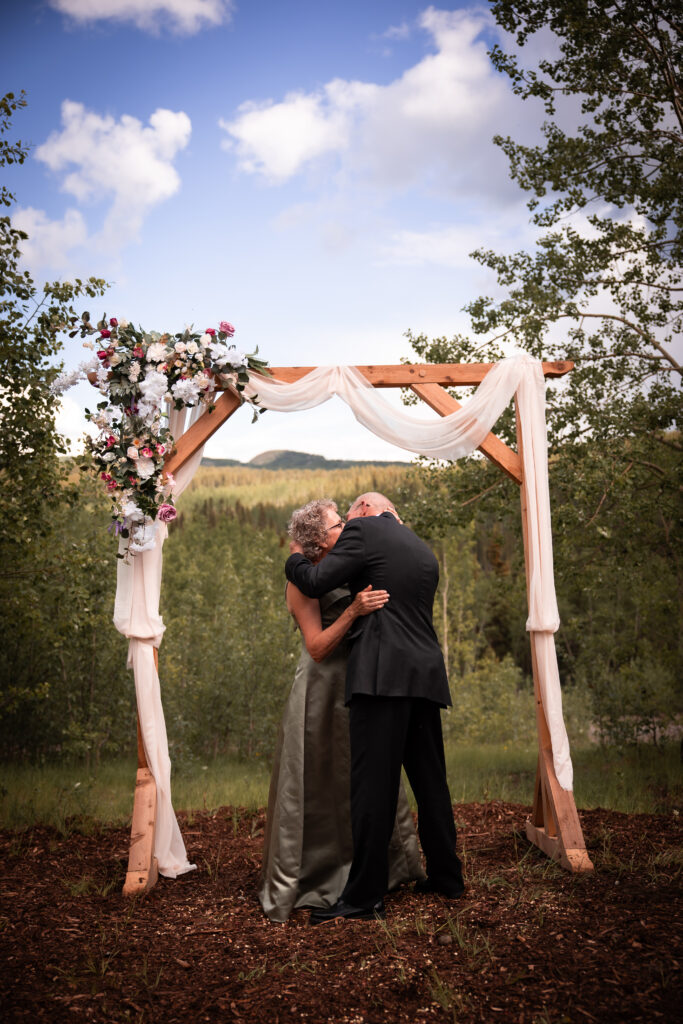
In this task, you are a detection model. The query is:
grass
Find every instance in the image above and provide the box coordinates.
[0,742,679,831]
[438,740,682,814]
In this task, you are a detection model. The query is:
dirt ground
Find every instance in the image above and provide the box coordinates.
[1,801,681,1023]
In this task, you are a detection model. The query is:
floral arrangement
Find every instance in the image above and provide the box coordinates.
[52,314,268,556]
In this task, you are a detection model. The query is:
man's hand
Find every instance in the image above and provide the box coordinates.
[289,540,304,555]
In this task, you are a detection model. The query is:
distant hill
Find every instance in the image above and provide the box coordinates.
[201,450,408,470]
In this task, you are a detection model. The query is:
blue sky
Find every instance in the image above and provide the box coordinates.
[4,0,551,462]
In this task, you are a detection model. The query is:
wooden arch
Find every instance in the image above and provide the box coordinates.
[123,360,594,895]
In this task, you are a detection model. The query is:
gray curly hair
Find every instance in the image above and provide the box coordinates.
[288,498,338,561]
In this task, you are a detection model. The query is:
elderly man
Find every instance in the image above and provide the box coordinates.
[285,491,464,922]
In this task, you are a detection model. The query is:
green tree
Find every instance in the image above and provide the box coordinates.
[0,91,106,548]
[0,91,116,758]
[402,3,682,739]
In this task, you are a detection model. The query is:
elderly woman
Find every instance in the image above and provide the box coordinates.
[258,499,424,922]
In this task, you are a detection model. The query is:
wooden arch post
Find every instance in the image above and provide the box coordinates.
[123,360,592,894]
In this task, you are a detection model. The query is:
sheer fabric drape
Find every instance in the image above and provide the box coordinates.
[113,405,206,877]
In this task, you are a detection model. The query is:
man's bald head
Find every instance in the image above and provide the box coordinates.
[347,492,400,520]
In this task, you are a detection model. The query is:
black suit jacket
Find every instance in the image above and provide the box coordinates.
[285,513,451,707]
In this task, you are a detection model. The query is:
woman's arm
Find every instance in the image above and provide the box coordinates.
[286,584,389,664]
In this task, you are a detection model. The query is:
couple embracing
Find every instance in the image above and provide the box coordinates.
[259,492,464,924]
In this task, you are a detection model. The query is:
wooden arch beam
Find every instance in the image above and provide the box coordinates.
[217,361,573,389]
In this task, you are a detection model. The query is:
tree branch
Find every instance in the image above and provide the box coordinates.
[586,461,634,526]
[564,312,682,373]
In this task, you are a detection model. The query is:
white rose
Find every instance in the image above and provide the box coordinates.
[146,342,167,362]
[109,352,122,366]
[199,333,211,346]
[186,341,199,355]
[127,446,139,460]
[118,318,130,329]
[174,342,187,354]
[135,456,155,480]
[121,499,143,522]
[171,377,201,405]
[102,452,116,462]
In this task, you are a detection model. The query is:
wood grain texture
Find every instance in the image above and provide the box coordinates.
[227,361,574,388]
[163,390,241,478]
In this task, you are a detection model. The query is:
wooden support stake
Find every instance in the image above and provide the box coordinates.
[515,399,593,873]
[122,649,160,895]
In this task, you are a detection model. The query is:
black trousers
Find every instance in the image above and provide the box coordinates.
[341,694,463,907]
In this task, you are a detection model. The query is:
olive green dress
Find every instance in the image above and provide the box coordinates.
[258,586,425,922]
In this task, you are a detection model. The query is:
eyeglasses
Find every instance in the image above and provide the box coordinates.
[326,519,344,531]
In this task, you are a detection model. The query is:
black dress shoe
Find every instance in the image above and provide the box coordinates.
[310,898,385,924]
[414,879,465,899]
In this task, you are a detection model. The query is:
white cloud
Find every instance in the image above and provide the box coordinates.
[220,88,359,182]
[378,207,541,270]
[220,6,523,201]
[35,101,191,242]
[49,0,234,34]
[13,207,88,271]
[383,21,411,41]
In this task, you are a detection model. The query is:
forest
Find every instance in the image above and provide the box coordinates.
[0,449,678,771]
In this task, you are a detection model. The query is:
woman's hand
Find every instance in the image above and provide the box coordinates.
[350,584,389,618]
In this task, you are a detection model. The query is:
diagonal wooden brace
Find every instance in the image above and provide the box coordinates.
[410,381,522,484]
[163,389,242,479]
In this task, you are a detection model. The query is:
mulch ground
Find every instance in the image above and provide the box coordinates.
[0,802,681,1023]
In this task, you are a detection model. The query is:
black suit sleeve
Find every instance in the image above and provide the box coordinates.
[285,519,365,597]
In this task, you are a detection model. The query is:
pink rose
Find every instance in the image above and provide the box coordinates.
[205,328,216,336]
[101,472,111,481]
[106,435,116,448]
[133,346,144,359]
[141,446,154,458]
[156,444,166,456]
[165,472,176,489]
[106,480,118,492]
[219,321,235,337]
[97,350,108,361]
[109,317,118,327]
[157,503,177,523]
[100,329,111,339]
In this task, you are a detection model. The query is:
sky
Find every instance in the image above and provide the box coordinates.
[3,0,554,462]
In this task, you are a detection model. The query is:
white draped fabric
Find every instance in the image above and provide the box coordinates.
[114,355,571,875]
[113,405,206,877]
